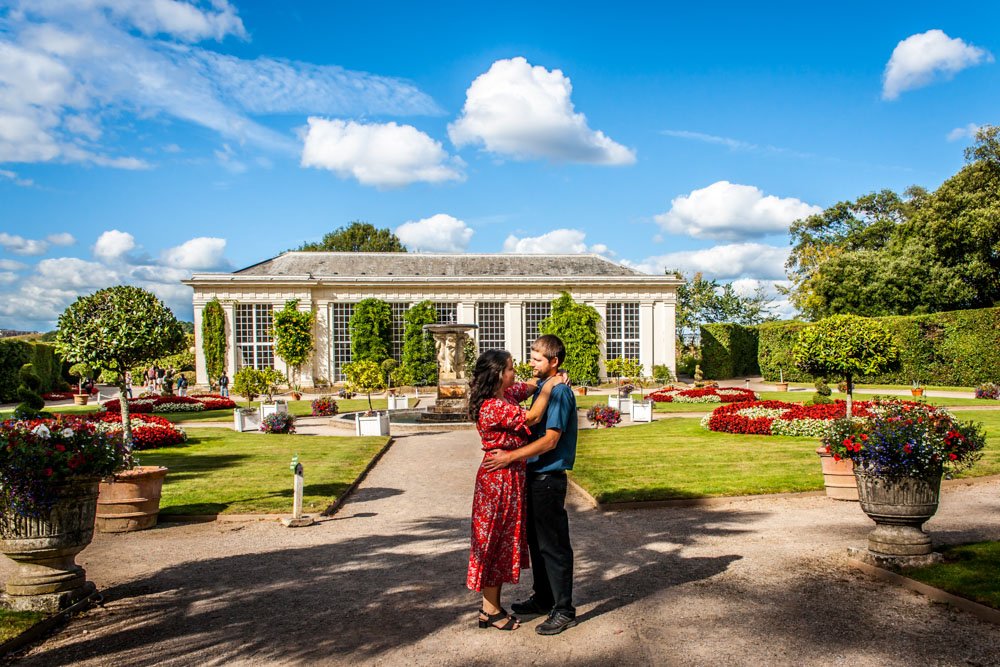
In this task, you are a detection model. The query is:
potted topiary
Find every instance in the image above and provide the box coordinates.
[257,368,289,420]
[775,366,788,392]
[911,380,924,397]
[605,357,635,413]
[822,399,985,566]
[232,368,265,432]
[343,359,389,436]
[628,362,654,423]
[0,418,132,611]
[69,363,94,405]
[383,359,409,410]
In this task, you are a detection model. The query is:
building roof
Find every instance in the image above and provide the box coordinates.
[232,252,646,278]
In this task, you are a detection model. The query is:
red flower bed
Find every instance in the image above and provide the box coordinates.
[649,387,758,404]
[101,395,236,413]
[42,392,76,401]
[84,412,185,449]
[704,399,905,436]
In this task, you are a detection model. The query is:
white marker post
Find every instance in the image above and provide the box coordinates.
[281,454,315,527]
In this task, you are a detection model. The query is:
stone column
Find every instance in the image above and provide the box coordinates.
[639,302,654,377]
[590,301,608,380]
[662,300,677,379]
[507,301,524,362]
[226,302,238,375]
[298,299,315,387]
[192,298,208,386]
[457,301,476,345]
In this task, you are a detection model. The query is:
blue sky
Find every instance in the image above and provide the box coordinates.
[1,0,996,330]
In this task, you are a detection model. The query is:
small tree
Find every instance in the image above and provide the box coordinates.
[69,362,94,395]
[539,292,601,386]
[400,301,438,386]
[202,298,227,385]
[381,358,398,392]
[350,298,392,363]
[273,299,315,390]
[55,286,185,446]
[792,314,899,418]
[233,368,265,407]
[342,359,385,412]
[258,368,287,403]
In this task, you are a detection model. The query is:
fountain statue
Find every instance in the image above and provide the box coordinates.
[421,323,478,423]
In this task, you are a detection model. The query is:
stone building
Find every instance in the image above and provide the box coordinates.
[183,252,682,386]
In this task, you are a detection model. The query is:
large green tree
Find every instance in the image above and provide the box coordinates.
[672,271,776,344]
[201,298,227,384]
[297,222,407,252]
[55,286,185,445]
[400,300,438,386]
[349,298,393,363]
[539,292,601,386]
[273,299,315,388]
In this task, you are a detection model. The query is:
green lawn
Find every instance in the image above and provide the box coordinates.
[571,408,1000,504]
[0,609,44,642]
[789,381,976,392]
[907,541,1000,610]
[136,428,389,515]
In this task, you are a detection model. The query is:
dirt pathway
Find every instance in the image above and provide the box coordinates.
[6,428,1000,666]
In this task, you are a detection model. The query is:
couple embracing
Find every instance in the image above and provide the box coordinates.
[466,334,578,635]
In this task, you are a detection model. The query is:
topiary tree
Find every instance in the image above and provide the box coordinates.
[201,298,227,386]
[400,301,438,386]
[350,298,392,363]
[793,314,899,418]
[233,367,265,407]
[258,368,287,403]
[14,363,45,419]
[342,359,385,412]
[68,362,94,396]
[55,286,185,447]
[273,299,315,390]
[539,292,601,386]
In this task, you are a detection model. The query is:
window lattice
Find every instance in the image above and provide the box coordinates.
[235,304,274,369]
[330,303,354,381]
[523,301,551,360]
[390,302,409,361]
[606,302,640,363]
[434,302,457,324]
[476,302,506,354]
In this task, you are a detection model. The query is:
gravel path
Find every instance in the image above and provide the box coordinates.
[5,427,1000,666]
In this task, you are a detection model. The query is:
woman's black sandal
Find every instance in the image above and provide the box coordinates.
[478,608,519,630]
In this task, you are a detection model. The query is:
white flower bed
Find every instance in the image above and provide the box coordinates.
[770,417,830,438]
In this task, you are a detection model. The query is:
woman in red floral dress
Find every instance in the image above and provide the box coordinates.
[466,349,565,631]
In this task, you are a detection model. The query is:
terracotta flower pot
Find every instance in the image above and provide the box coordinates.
[0,477,100,611]
[911,388,924,397]
[775,382,789,392]
[73,394,89,405]
[96,466,168,533]
[815,447,858,501]
[573,386,588,396]
[854,468,941,557]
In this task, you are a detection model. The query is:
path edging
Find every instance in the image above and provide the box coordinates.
[848,557,1000,626]
[0,589,101,658]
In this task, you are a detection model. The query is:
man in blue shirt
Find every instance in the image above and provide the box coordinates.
[483,334,577,634]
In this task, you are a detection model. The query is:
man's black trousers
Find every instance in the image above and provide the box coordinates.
[526,472,575,617]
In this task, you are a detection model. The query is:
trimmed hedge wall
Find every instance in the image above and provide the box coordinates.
[0,340,65,402]
[701,323,760,379]
[756,307,1000,386]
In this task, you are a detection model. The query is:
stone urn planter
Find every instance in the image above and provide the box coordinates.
[355,411,390,436]
[815,447,858,501]
[234,408,262,432]
[73,394,89,406]
[631,400,654,423]
[0,477,100,612]
[96,466,168,533]
[854,468,941,559]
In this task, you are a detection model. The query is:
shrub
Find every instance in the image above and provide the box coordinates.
[0,340,64,403]
[201,298,227,384]
[14,363,45,419]
[273,299,315,388]
[311,396,339,416]
[652,364,674,383]
[261,412,296,434]
[342,359,385,412]
[400,300,438,386]
[700,323,760,379]
[975,383,1000,400]
[514,360,534,382]
[350,298,392,363]
[677,352,700,377]
[539,292,601,386]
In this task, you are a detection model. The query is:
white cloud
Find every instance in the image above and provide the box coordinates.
[0,169,34,187]
[502,228,611,255]
[883,30,993,100]
[0,232,49,255]
[448,57,635,165]
[0,272,17,285]
[0,259,27,271]
[160,237,228,270]
[654,181,821,240]
[0,2,440,169]
[301,118,464,188]
[628,243,790,281]
[396,214,473,253]
[46,232,75,246]
[92,230,136,261]
[947,123,981,141]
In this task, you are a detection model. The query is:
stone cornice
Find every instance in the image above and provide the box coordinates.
[183,274,683,289]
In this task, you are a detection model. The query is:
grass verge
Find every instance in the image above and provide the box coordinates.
[136,428,389,515]
[906,541,1000,610]
[0,609,45,643]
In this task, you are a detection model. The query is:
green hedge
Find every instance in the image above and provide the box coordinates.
[756,307,1000,385]
[700,323,760,379]
[0,340,65,402]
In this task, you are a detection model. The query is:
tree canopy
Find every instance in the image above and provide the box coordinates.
[297,222,407,252]
[400,300,438,386]
[201,298,227,383]
[273,299,315,388]
[349,298,393,363]
[673,271,776,343]
[785,126,1000,319]
[539,292,601,386]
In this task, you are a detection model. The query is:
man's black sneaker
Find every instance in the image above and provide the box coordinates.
[510,597,550,616]
[535,612,577,635]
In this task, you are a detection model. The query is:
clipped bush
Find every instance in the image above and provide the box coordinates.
[0,340,63,403]
[13,364,45,420]
[700,323,760,379]
[652,364,674,383]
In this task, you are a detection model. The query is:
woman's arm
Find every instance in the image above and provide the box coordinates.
[523,375,565,427]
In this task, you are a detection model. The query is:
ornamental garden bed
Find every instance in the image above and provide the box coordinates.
[701,399,885,437]
[649,387,759,404]
[139,428,390,515]
[101,394,237,414]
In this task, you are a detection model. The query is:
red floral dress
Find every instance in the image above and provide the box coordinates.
[466,381,535,591]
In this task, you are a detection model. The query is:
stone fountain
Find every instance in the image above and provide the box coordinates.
[420,323,478,423]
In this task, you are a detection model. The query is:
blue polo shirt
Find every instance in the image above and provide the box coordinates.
[527,379,577,473]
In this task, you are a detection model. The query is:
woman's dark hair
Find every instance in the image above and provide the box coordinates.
[468,349,512,422]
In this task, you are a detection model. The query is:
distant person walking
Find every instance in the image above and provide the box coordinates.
[124,371,133,399]
[218,371,229,398]
[176,374,188,397]
[155,365,165,393]
[146,366,156,393]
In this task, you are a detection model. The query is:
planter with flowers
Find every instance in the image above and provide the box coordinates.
[822,399,985,567]
[0,418,132,611]
[234,407,262,432]
[910,380,924,398]
[310,396,339,417]
[261,412,296,434]
[587,404,622,428]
